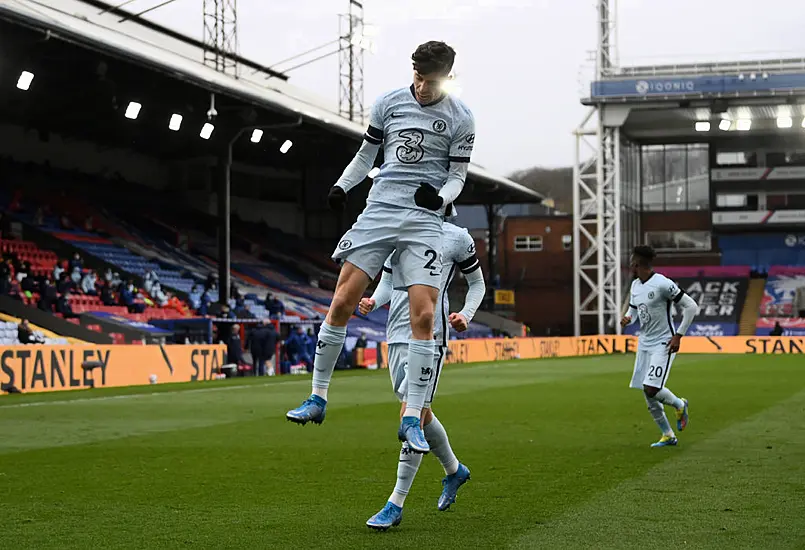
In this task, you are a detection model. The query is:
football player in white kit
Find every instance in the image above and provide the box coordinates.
[358,219,485,530]
[286,41,475,455]
[621,245,698,447]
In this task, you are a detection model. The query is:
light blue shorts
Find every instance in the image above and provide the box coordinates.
[332,202,444,289]
[388,343,447,408]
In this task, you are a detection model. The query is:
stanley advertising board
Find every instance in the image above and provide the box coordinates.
[0,344,226,394]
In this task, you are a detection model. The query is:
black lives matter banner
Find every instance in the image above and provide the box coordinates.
[674,277,748,323]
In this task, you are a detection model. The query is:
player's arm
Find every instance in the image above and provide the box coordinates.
[621,303,638,328]
[328,98,384,210]
[449,242,485,332]
[415,113,475,210]
[666,279,698,352]
[358,259,393,315]
[674,292,698,336]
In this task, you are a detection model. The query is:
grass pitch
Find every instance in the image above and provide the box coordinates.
[1,354,804,549]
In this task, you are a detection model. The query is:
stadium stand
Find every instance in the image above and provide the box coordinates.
[756,266,805,336]
[719,234,805,274]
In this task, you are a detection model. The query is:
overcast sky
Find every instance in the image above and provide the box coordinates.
[141,0,805,176]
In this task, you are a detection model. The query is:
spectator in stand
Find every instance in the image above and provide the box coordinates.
[111,272,122,289]
[33,207,44,227]
[69,253,83,273]
[20,269,37,294]
[306,328,316,361]
[220,305,236,320]
[8,275,22,301]
[197,291,211,316]
[285,326,313,372]
[100,282,116,306]
[39,278,57,312]
[227,323,244,368]
[17,319,35,344]
[152,282,169,307]
[57,290,78,318]
[266,293,285,319]
[56,272,72,294]
[247,320,276,376]
[205,273,218,292]
[53,261,65,282]
[69,265,82,286]
[231,283,242,302]
[770,321,784,337]
[236,303,255,319]
[354,333,368,349]
[120,281,146,314]
[80,270,97,295]
[166,293,189,317]
[103,267,113,284]
[144,270,158,294]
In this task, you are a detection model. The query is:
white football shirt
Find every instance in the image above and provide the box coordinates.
[629,272,685,351]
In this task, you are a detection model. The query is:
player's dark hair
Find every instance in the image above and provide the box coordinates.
[412,41,456,76]
[632,245,656,265]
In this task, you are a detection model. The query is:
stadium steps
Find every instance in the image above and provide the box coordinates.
[739,278,766,335]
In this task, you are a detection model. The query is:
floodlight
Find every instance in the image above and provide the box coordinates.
[442,78,463,97]
[251,129,264,143]
[280,139,293,154]
[694,121,710,132]
[777,116,793,129]
[200,123,215,140]
[368,167,380,179]
[718,119,731,131]
[16,71,34,91]
[736,119,751,131]
[125,102,142,120]
[169,114,183,131]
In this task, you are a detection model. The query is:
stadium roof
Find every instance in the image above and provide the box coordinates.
[0,0,542,204]
[583,58,805,144]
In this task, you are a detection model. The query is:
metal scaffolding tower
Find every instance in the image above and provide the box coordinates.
[572,0,625,336]
[338,0,365,123]
[203,0,239,77]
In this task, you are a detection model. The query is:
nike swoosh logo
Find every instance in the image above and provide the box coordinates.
[418,377,430,382]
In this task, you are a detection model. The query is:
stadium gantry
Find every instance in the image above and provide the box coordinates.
[574,0,805,336]
[0,0,543,305]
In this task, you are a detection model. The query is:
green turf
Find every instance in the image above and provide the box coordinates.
[1,354,804,549]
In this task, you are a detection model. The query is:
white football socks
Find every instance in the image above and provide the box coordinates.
[403,339,435,418]
[310,322,347,401]
[654,387,684,410]
[645,395,674,437]
[424,414,459,475]
[389,442,423,507]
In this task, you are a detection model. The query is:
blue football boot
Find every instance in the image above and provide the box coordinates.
[286,395,326,425]
[438,463,471,511]
[676,398,689,431]
[397,416,429,454]
[366,501,403,531]
[650,435,678,448]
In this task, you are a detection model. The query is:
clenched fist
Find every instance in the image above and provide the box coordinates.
[449,312,469,332]
[358,297,375,315]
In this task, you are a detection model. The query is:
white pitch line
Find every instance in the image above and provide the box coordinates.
[0,378,309,409]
